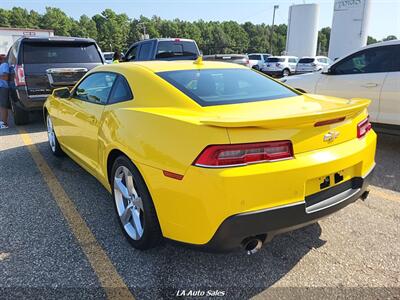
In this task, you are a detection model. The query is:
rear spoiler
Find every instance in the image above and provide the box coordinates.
[200,98,371,128]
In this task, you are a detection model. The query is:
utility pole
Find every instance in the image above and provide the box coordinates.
[269,5,279,55]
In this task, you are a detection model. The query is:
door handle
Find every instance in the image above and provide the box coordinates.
[361,83,379,88]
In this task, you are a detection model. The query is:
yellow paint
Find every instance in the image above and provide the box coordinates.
[19,130,134,300]
[45,61,377,245]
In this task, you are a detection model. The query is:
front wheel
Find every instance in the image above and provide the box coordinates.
[46,115,64,156]
[112,156,162,250]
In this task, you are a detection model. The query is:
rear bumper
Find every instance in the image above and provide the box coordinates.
[10,87,45,111]
[198,167,373,252]
[263,70,283,76]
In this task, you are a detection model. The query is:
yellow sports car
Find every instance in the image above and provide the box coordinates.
[44,59,376,253]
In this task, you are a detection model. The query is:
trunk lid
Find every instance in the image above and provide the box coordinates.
[200,94,370,154]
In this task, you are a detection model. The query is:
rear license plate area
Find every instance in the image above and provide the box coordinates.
[305,165,357,196]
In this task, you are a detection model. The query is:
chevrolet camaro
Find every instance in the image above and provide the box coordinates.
[44,59,376,253]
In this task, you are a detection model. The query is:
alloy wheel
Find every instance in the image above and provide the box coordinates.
[46,116,56,153]
[114,166,145,240]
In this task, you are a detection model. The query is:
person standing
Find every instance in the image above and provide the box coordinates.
[0,56,10,129]
[112,50,121,64]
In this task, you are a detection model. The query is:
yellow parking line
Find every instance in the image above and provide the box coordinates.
[370,185,400,202]
[19,129,135,300]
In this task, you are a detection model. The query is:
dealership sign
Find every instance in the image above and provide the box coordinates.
[334,0,362,11]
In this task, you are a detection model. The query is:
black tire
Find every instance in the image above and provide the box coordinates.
[252,65,260,71]
[282,68,290,77]
[111,156,162,250]
[12,102,29,125]
[46,114,64,157]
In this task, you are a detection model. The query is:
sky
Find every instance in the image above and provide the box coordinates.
[2,0,399,40]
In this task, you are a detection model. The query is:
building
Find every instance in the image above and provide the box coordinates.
[285,4,320,58]
[328,0,371,60]
[0,27,54,55]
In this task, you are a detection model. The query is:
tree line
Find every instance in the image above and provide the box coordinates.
[0,7,396,56]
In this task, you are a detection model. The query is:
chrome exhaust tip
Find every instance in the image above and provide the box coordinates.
[243,238,263,255]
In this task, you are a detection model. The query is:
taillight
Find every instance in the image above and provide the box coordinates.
[193,141,294,168]
[357,116,372,138]
[15,65,26,86]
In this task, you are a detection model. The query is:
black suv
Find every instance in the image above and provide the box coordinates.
[124,38,200,62]
[7,36,104,124]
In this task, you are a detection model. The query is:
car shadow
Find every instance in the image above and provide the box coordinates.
[0,111,45,137]
[2,139,325,299]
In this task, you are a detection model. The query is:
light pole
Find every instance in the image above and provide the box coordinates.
[269,5,279,55]
[137,22,147,40]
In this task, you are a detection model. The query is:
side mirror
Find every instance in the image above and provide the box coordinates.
[53,87,70,99]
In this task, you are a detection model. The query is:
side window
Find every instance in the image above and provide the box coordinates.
[137,43,152,60]
[332,46,399,75]
[289,58,296,63]
[7,43,17,65]
[126,45,138,61]
[108,75,133,104]
[263,55,269,61]
[74,72,117,104]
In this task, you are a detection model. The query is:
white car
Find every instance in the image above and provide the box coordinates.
[248,53,271,70]
[103,52,114,64]
[281,40,400,126]
[262,56,299,77]
[295,56,332,74]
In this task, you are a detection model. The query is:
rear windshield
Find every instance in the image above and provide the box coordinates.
[204,55,246,61]
[267,57,285,63]
[155,41,198,59]
[23,43,102,64]
[103,53,113,60]
[248,55,261,60]
[298,58,315,63]
[158,68,297,106]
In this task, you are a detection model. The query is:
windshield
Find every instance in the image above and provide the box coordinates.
[23,43,102,64]
[158,68,297,106]
[248,55,261,60]
[155,41,199,59]
[267,57,285,63]
[298,58,315,63]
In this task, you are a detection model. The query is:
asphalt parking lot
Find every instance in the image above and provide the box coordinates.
[1,112,399,300]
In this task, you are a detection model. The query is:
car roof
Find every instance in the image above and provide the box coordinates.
[19,36,97,43]
[132,38,195,44]
[94,60,246,73]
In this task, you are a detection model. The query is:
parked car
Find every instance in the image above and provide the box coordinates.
[103,52,114,64]
[203,54,250,67]
[45,60,376,253]
[248,53,271,70]
[281,40,400,126]
[262,56,299,77]
[295,56,332,74]
[123,38,200,61]
[7,36,104,125]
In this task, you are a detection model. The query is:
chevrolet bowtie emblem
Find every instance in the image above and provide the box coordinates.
[323,131,340,143]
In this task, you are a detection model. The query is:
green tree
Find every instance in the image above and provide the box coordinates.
[317,27,331,55]
[0,9,10,27]
[70,15,98,39]
[367,36,378,45]
[8,7,31,28]
[93,9,130,52]
[41,7,73,36]
[382,35,397,41]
